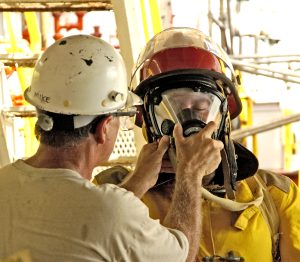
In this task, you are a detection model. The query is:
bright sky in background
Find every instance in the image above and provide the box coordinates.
[170,0,300,52]
[165,0,300,102]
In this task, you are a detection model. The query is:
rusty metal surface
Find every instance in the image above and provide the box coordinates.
[0,54,39,67]
[0,1,112,12]
[2,106,37,118]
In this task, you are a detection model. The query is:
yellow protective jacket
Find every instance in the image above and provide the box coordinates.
[94,168,300,262]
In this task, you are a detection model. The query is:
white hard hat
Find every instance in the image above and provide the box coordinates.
[25,34,141,129]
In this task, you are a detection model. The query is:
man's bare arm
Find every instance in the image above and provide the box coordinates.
[163,122,223,262]
[119,136,169,198]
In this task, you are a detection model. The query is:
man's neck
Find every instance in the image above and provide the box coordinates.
[24,143,94,180]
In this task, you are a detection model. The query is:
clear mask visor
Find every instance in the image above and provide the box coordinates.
[152,88,223,137]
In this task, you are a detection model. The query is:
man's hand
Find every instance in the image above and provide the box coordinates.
[164,121,223,262]
[133,136,170,188]
[173,121,224,180]
[119,136,169,198]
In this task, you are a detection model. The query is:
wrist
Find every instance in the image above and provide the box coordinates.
[119,172,150,198]
[176,162,205,182]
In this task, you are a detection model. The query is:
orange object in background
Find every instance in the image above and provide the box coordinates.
[91,25,102,38]
[52,11,85,40]
[4,66,25,106]
[11,94,25,106]
[4,66,15,78]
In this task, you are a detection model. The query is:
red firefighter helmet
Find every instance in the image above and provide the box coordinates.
[131,27,242,120]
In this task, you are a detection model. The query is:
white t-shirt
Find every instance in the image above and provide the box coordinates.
[0,160,188,262]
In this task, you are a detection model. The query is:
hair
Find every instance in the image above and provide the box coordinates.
[35,115,105,148]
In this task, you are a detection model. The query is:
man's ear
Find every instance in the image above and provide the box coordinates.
[94,116,113,144]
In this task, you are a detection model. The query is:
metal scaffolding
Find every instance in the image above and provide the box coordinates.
[0,0,112,12]
[232,113,300,140]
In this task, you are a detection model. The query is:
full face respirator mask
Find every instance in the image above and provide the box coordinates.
[143,75,228,142]
[150,88,227,139]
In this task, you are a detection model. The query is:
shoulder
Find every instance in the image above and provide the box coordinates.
[89,183,150,219]
[252,169,300,213]
[0,161,17,174]
[255,169,291,193]
[0,160,28,184]
[89,183,140,204]
[93,166,130,186]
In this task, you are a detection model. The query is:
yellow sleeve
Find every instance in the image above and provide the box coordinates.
[270,180,300,260]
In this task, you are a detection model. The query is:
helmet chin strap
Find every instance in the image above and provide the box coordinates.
[221,117,238,200]
[221,147,236,200]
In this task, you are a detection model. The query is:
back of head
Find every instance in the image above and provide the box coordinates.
[25,34,140,145]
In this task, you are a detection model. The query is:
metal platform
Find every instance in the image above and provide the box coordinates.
[0,0,112,12]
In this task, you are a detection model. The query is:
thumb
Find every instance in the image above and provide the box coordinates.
[157,135,170,156]
[173,123,184,144]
